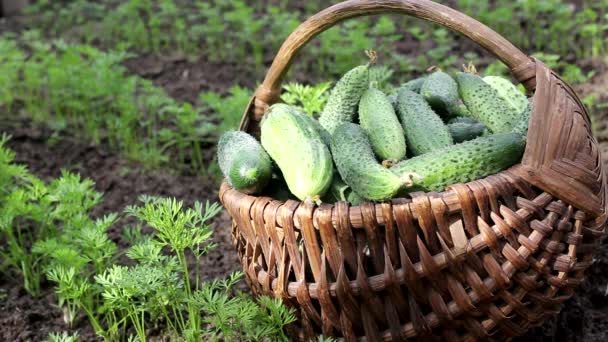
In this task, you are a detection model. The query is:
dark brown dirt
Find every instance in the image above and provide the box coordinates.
[123,54,260,103]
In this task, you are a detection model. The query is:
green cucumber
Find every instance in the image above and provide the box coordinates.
[390,132,525,192]
[448,120,487,143]
[448,116,479,125]
[359,87,407,162]
[217,131,272,194]
[483,76,528,114]
[322,175,365,205]
[455,72,521,133]
[401,76,427,93]
[420,71,460,116]
[513,101,533,137]
[331,123,404,201]
[395,89,453,156]
[319,63,370,135]
[261,104,333,202]
[311,117,332,147]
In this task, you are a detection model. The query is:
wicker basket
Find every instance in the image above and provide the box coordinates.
[219,0,607,340]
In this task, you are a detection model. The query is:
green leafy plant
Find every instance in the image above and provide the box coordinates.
[200,85,252,134]
[281,82,332,117]
[47,331,79,342]
[0,139,298,340]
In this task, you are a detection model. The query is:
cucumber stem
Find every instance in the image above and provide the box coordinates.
[365,50,378,65]
[304,195,322,206]
[382,159,397,168]
[400,172,421,188]
[462,62,478,74]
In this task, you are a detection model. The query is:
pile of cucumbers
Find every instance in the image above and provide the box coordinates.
[218,59,532,205]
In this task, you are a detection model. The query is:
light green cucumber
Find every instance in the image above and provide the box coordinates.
[396,89,453,156]
[331,123,405,201]
[390,132,525,193]
[420,71,460,116]
[359,87,407,162]
[217,131,272,194]
[447,120,487,143]
[318,63,370,135]
[455,72,521,133]
[483,76,528,114]
[261,104,333,202]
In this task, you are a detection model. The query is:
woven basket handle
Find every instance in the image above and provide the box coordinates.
[241,0,536,131]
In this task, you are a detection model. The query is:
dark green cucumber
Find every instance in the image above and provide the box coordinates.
[420,71,460,116]
[455,72,521,133]
[261,104,334,201]
[396,89,453,156]
[319,63,370,135]
[390,132,525,192]
[217,131,272,194]
[359,87,407,162]
[448,116,479,125]
[448,120,487,143]
[331,123,404,201]
[322,175,365,205]
[311,117,332,147]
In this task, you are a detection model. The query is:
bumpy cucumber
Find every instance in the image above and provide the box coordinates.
[311,117,332,147]
[359,87,407,162]
[455,72,521,133]
[513,101,533,137]
[261,104,333,201]
[390,132,525,192]
[420,71,460,116]
[331,123,404,201]
[322,175,365,205]
[395,89,453,156]
[483,76,528,114]
[401,76,427,93]
[448,116,479,125]
[217,131,272,194]
[319,64,370,135]
[448,120,487,143]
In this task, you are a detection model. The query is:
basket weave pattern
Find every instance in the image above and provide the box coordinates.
[220,0,607,340]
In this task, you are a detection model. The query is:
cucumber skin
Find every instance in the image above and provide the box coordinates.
[390,132,525,193]
[455,72,521,133]
[331,123,402,201]
[448,116,479,125]
[420,71,460,116]
[319,64,369,135]
[261,104,334,201]
[513,101,533,137]
[217,131,272,194]
[448,121,487,143]
[322,175,365,205]
[396,89,453,156]
[359,88,407,162]
[483,76,528,114]
[401,77,427,93]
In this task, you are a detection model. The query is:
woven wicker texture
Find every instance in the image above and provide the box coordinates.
[220,0,607,340]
